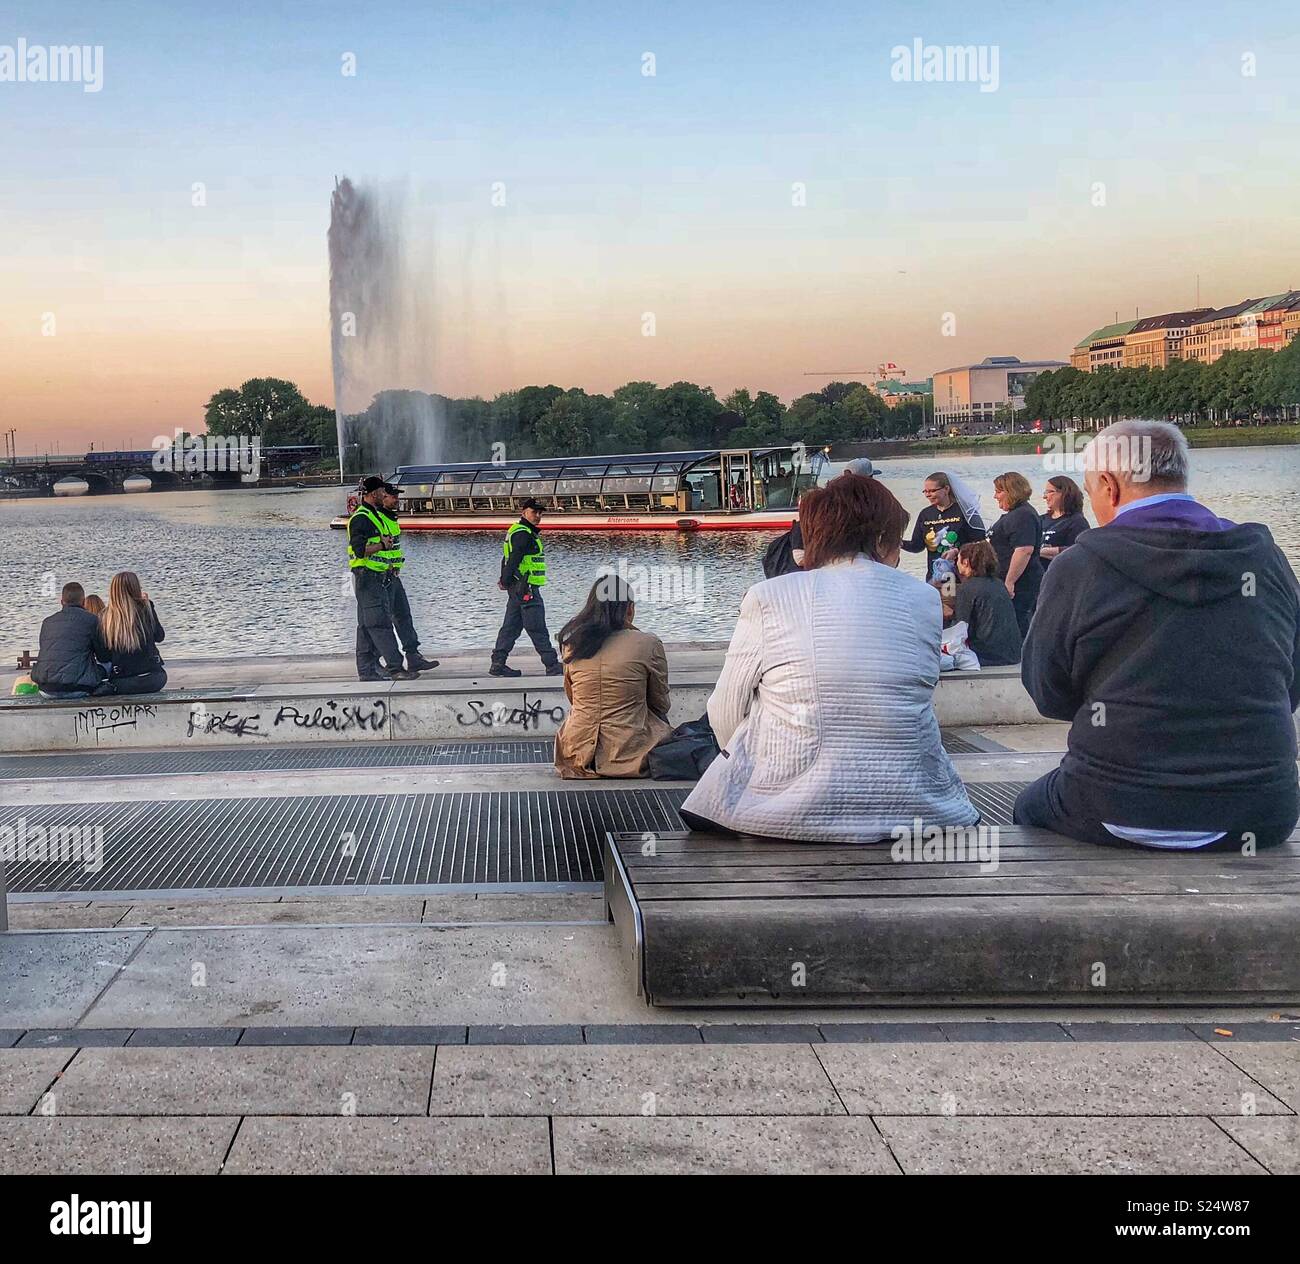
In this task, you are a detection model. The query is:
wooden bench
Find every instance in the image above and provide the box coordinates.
[603,828,1300,1007]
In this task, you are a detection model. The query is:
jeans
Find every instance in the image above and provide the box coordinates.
[353,569,402,678]
[491,587,559,668]
[109,669,168,695]
[1013,767,1295,852]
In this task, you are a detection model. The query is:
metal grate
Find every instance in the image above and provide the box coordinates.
[0,788,691,895]
[1,783,1030,898]
[966,780,1029,824]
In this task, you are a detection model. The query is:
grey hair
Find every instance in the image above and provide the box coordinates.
[1082,419,1189,489]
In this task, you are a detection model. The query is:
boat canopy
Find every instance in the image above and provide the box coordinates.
[394,448,791,482]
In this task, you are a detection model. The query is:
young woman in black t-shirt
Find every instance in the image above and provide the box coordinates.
[901,471,986,581]
[1040,475,1090,566]
[988,471,1044,636]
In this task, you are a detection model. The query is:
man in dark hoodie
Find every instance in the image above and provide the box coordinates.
[1014,419,1300,851]
[32,582,109,700]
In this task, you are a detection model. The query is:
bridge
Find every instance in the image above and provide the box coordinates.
[0,445,333,495]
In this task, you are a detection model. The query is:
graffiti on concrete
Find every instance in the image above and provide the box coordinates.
[73,704,159,745]
[456,693,566,732]
[272,699,402,734]
[186,708,262,738]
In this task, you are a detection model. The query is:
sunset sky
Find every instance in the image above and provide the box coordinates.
[2,0,1297,452]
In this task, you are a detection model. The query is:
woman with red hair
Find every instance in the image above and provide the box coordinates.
[680,472,977,842]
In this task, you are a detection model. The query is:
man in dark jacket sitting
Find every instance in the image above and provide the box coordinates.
[32,582,108,700]
[1015,419,1300,851]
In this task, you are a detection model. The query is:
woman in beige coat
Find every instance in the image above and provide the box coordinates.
[554,575,671,779]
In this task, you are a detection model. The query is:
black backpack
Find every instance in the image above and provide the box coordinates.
[762,527,800,579]
[647,715,721,781]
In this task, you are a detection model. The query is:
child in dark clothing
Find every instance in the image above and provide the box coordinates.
[943,541,1023,666]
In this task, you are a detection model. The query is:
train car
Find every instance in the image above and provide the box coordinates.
[329,447,823,531]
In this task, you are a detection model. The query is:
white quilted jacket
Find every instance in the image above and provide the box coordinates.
[682,554,978,842]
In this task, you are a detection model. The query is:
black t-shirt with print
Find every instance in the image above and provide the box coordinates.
[1039,511,1089,567]
[902,502,984,580]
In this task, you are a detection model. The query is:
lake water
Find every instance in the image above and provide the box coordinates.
[4,446,1298,662]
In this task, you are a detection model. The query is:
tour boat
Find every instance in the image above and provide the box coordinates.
[329,447,818,531]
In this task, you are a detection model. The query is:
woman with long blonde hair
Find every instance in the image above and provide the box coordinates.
[100,571,167,694]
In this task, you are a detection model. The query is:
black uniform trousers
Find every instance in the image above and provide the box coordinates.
[491,584,559,669]
[389,575,420,656]
[353,568,403,678]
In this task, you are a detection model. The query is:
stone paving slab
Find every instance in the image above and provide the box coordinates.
[1062,1023,1201,1042]
[427,1045,844,1117]
[939,1022,1072,1043]
[6,902,129,931]
[1214,1115,1300,1174]
[468,1024,585,1045]
[583,1024,705,1045]
[553,1116,899,1175]
[51,1046,435,1116]
[236,1026,355,1046]
[0,930,147,1028]
[81,925,651,1027]
[0,1116,239,1175]
[1188,1022,1300,1043]
[1210,1042,1300,1111]
[18,1028,133,1049]
[352,1025,468,1046]
[222,1116,551,1175]
[874,1116,1267,1175]
[115,897,427,927]
[421,893,606,923]
[126,1027,242,1048]
[814,1042,1293,1116]
[0,1049,69,1114]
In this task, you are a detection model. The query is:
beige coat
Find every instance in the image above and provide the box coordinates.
[554,627,672,779]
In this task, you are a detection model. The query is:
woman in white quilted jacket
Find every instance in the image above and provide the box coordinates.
[680,471,979,843]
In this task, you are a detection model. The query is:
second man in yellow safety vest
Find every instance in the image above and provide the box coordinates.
[379,482,439,675]
[490,498,561,677]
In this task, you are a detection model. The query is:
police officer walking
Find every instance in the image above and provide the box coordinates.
[490,498,562,677]
[348,475,420,682]
[379,482,439,675]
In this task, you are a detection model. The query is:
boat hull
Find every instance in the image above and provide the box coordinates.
[329,511,796,532]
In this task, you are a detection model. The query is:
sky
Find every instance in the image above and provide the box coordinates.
[1,0,1297,452]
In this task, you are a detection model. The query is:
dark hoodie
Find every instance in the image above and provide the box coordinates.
[1021,498,1300,829]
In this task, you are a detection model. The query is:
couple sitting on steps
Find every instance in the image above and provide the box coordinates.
[553,419,1300,853]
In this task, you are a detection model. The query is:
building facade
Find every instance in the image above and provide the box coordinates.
[1070,321,1135,372]
[1121,310,1210,369]
[1071,290,1298,370]
[932,356,1068,434]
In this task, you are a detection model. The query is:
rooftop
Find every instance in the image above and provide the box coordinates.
[933,357,1068,376]
[1073,321,1138,349]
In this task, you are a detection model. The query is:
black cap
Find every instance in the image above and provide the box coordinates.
[381,481,399,494]
[520,498,544,512]
[360,475,386,493]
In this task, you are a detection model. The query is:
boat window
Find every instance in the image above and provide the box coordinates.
[560,465,606,478]
[603,464,631,476]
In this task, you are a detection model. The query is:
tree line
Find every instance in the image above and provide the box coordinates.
[203,377,930,462]
[1023,340,1300,428]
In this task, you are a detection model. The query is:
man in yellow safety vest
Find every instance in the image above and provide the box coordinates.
[489,498,561,677]
[378,483,439,675]
[347,475,420,682]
